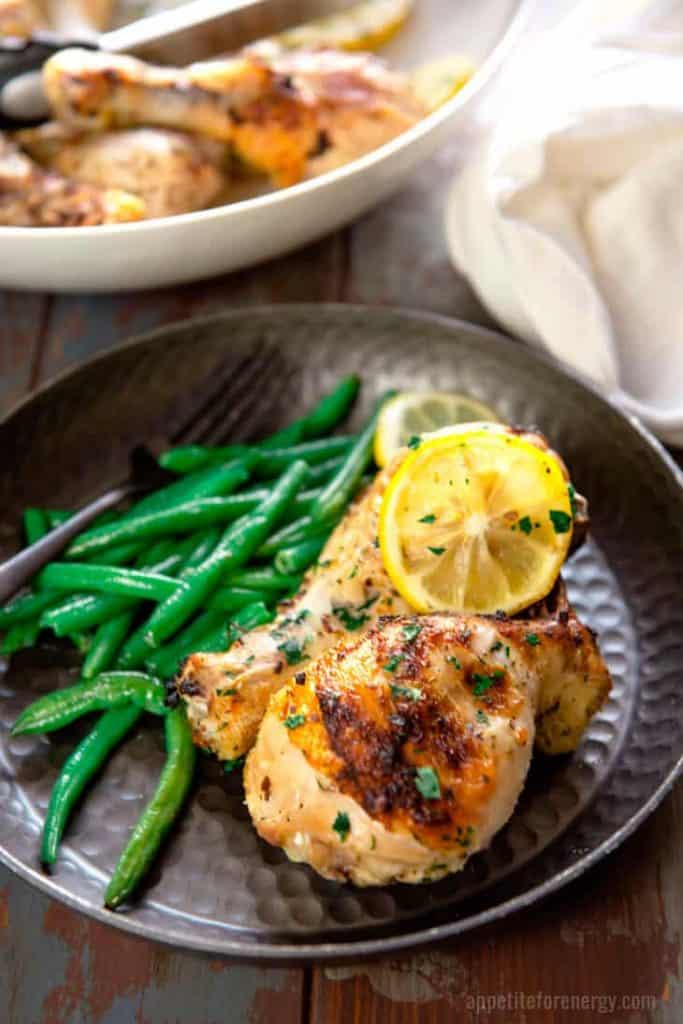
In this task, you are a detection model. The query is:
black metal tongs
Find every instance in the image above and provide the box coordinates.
[0,0,353,129]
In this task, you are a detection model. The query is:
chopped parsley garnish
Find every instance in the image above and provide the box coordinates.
[447,655,462,670]
[402,623,422,643]
[333,594,378,631]
[415,766,441,800]
[277,637,307,665]
[428,546,446,556]
[223,755,245,774]
[284,713,306,729]
[525,633,540,646]
[518,515,533,535]
[407,435,422,449]
[383,653,404,673]
[471,670,504,696]
[456,825,475,848]
[418,513,436,524]
[568,483,578,518]
[390,684,422,702]
[549,509,572,534]
[332,811,351,842]
[215,687,237,697]
[476,710,489,725]
[348,565,358,579]
[490,641,503,652]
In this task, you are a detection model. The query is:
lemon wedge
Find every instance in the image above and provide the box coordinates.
[248,0,413,56]
[379,427,573,615]
[410,55,475,112]
[374,391,500,468]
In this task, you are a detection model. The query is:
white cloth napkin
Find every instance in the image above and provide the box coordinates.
[446,0,683,445]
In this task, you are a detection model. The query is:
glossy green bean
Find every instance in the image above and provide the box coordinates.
[41,704,143,866]
[104,707,196,909]
[144,609,226,678]
[37,563,183,602]
[274,535,328,575]
[309,391,395,526]
[207,586,268,613]
[117,461,309,666]
[67,463,251,560]
[252,436,354,479]
[0,619,40,655]
[0,589,56,627]
[127,454,255,517]
[188,601,273,659]
[82,611,134,679]
[45,510,72,529]
[12,671,167,736]
[23,508,49,545]
[39,539,186,637]
[224,567,300,594]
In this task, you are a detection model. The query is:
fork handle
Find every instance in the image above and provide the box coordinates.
[0,484,131,605]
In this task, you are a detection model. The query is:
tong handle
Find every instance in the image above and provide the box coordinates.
[0,32,98,128]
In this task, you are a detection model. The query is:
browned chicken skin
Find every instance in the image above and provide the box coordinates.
[42,47,426,187]
[0,132,145,225]
[177,427,596,763]
[245,606,610,884]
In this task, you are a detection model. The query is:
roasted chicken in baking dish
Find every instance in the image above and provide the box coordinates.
[42,47,426,188]
[245,605,610,885]
[15,125,227,219]
[0,132,145,226]
[177,427,600,764]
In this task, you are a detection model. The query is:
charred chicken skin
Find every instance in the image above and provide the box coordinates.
[177,428,597,763]
[245,608,610,885]
[42,47,425,188]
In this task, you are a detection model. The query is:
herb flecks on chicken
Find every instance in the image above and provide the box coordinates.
[176,427,594,763]
[244,610,610,885]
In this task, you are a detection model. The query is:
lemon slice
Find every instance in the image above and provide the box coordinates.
[248,0,413,56]
[410,56,475,112]
[379,428,573,614]
[374,391,500,468]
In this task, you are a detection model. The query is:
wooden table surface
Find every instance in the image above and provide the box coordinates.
[0,133,681,1024]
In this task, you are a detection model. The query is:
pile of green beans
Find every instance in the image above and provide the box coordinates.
[1,373,391,909]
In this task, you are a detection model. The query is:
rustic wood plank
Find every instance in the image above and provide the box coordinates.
[0,874,303,1024]
[312,785,682,1024]
[0,292,49,411]
[36,233,349,383]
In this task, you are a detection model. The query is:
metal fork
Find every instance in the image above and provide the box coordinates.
[0,339,284,603]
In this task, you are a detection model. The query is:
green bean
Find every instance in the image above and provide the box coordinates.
[39,539,188,637]
[0,590,56,627]
[23,508,49,545]
[309,392,395,526]
[131,455,255,518]
[0,619,40,655]
[274,535,328,575]
[41,704,143,866]
[67,497,255,561]
[303,455,345,486]
[159,376,360,473]
[256,512,340,558]
[45,510,72,529]
[117,460,309,666]
[82,611,134,679]
[144,609,226,678]
[12,671,167,735]
[207,586,268,614]
[85,541,142,566]
[104,707,196,909]
[67,462,251,560]
[252,437,354,479]
[187,601,273,659]
[37,563,184,603]
[161,437,352,477]
[224,567,301,594]
[158,445,250,475]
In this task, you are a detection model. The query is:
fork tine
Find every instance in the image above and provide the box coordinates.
[204,345,293,446]
[169,341,271,446]
[188,343,280,447]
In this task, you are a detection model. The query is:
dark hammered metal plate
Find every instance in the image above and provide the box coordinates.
[0,305,681,961]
